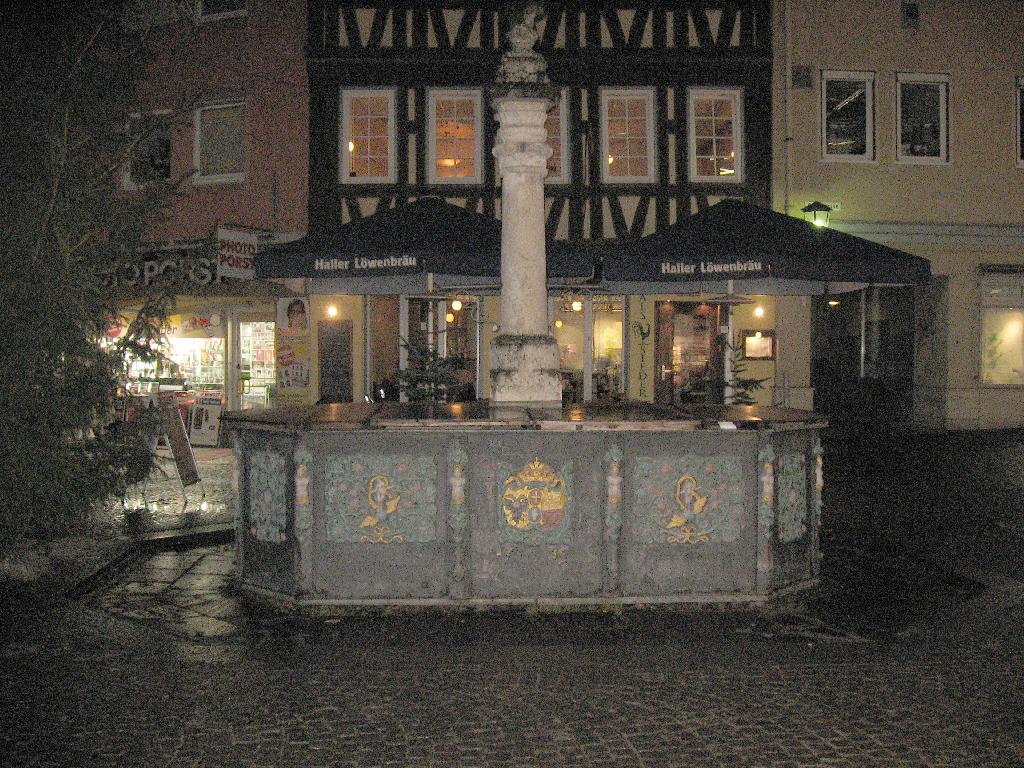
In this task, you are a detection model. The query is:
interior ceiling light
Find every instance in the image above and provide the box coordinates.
[451,300,463,311]
[571,300,583,312]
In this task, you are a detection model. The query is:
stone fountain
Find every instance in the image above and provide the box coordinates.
[221,5,825,610]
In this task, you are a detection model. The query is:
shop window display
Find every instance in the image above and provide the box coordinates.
[592,296,624,399]
[981,277,1024,385]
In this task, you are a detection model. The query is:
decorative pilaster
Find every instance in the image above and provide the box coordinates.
[812,437,824,577]
[447,443,469,599]
[293,441,314,592]
[489,3,561,407]
[756,442,775,595]
[230,434,245,562]
[603,446,624,594]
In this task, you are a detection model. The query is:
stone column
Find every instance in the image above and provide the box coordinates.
[489,4,561,407]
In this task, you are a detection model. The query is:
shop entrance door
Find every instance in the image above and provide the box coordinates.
[654,301,723,406]
[228,316,276,411]
[318,319,353,403]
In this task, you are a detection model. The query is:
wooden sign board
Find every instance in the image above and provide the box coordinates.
[158,393,201,487]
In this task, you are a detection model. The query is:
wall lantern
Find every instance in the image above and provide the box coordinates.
[801,201,832,228]
[326,304,339,318]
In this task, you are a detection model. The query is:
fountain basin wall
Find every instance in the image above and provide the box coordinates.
[223,403,824,609]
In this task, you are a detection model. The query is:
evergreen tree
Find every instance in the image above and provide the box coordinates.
[0,3,196,537]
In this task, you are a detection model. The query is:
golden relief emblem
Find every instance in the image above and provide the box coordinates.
[359,474,405,544]
[666,474,710,545]
[502,459,568,532]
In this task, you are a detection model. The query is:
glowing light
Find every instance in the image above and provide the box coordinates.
[451,300,463,311]
[554,319,563,329]
[753,305,765,319]
[607,155,614,165]
[200,500,209,512]
[813,218,827,228]
[326,305,339,318]
[754,331,763,339]
[828,299,841,307]
[571,300,583,312]
[348,141,355,153]
[445,312,455,323]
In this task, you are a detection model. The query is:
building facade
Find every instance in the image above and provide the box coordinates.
[773,0,1024,430]
[113,0,309,441]
[298,0,787,408]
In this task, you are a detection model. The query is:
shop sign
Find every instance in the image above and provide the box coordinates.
[313,255,419,275]
[660,259,764,276]
[98,252,217,290]
[217,227,260,280]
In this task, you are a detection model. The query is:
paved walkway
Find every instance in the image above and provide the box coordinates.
[3,430,1024,766]
[103,447,234,535]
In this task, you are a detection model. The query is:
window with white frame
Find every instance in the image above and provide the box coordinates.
[601,88,656,183]
[340,89,395,183]
[688,88,742,182]
[428,89,482,184]
[194,102,244,184]
[821,71,874,160]
[981,273,1024,385]
[545,91,569,183]
[897,72,948,163]
[198,0,246,22]
[1016,77,1023,167]
[122,111,171,190]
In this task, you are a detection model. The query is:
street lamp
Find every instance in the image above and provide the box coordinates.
[801,201,833,228]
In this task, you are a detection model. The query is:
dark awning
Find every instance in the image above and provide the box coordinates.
[603,200,931,295]
[256,197,592,291]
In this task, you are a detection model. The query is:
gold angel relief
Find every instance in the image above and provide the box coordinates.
[666,474,710,545]
[359,474,405,544]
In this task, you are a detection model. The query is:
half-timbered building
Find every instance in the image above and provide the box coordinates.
[288,0,778,407]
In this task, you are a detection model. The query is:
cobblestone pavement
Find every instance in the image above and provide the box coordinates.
[102,448,234,535]
[3,430,1024,766]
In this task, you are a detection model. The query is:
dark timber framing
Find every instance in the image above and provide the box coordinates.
[308,1,772,243]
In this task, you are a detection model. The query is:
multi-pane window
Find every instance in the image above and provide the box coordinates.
[821,71,874,160]
[897,73,948,163]
[428,89,481,184]
[545,91,569,183]
[340,89,395,183]
[123,111,171,190]
[981,274,1024,385]
[1016,78,1023,167]
[688,88,742,182]
[194,102,244,183]
[198,0,246,21]
[601,88,656,183]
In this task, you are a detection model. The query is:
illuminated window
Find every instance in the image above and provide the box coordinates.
[340,89,395,183]
[688,88,742,182]
[545,91,569,184]
[821,71,874,161]
[897,72,948,163]
[194,102,244,184]
[601,88,656,183]
[428,89,481,184]
[981,274,1024,385]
